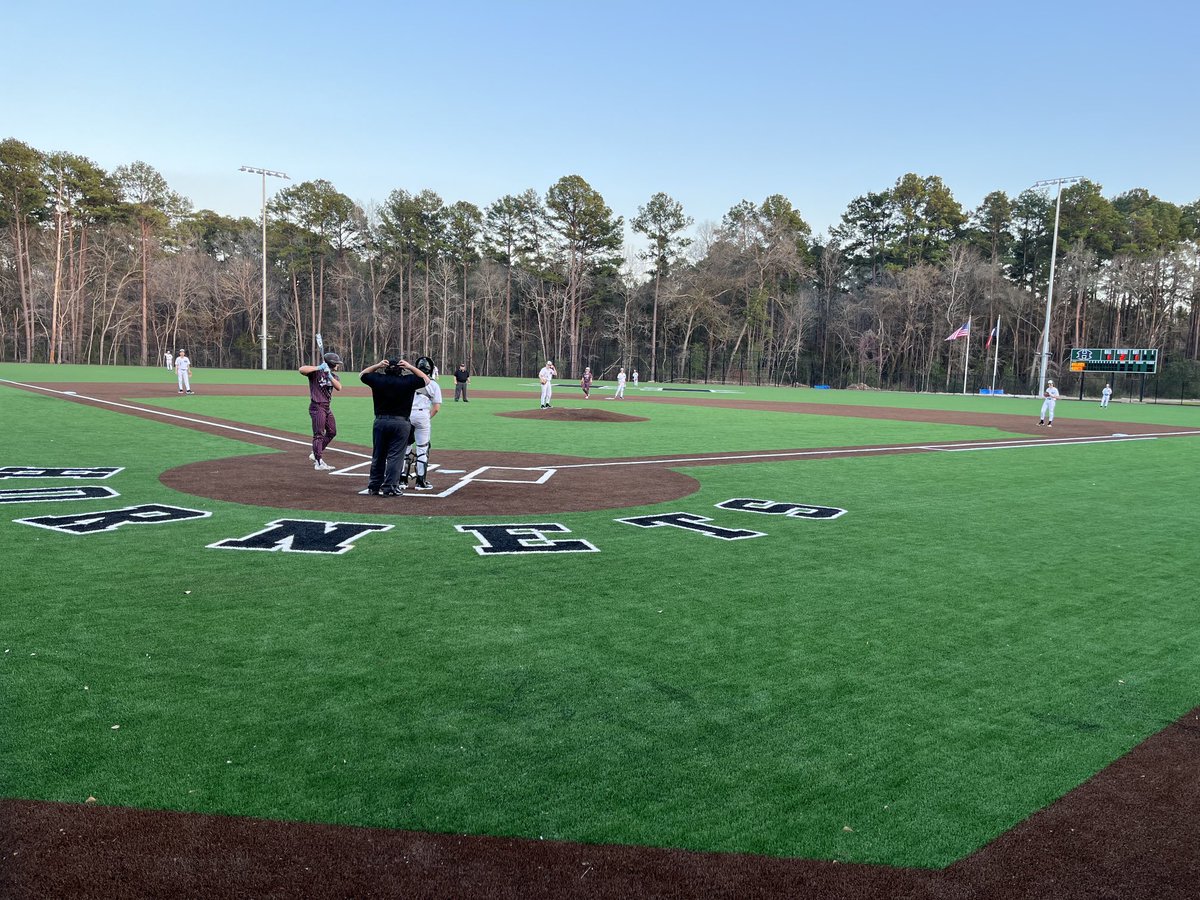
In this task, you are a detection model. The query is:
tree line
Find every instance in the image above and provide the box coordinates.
[3,136,1198,395]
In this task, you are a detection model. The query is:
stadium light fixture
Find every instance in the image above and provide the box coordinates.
[239,166,290,370]
[1030,176,1083,397]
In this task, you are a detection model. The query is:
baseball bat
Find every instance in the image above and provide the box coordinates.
[316,332,324,362]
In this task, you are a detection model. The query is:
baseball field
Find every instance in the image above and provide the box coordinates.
[2,363,1198,899]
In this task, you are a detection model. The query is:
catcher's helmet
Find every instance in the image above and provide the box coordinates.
[323,352,343,368]
[415,355,434,376]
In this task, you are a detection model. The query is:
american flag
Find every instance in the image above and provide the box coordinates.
[944,322,970,341]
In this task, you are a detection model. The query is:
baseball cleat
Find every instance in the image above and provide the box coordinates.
[415,480,433,491]
[308,452,316,461]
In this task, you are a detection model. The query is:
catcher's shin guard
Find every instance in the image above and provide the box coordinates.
[415,442,430,480]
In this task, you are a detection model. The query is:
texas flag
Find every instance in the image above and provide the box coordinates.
[985,324,999,350]
[944,322,970,341]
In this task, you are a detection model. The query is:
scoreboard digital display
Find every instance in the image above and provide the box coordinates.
[1069,348,1158,373]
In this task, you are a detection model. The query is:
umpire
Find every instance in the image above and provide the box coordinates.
[359,356,431,496]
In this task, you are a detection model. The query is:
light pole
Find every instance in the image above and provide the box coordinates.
[239,166,289,370]
[1031,176,1082,397]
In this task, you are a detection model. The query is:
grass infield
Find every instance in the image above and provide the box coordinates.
[2,363,1197,869]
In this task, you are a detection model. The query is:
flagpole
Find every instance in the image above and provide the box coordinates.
[962,317,971,394]
[990,316,1000,393]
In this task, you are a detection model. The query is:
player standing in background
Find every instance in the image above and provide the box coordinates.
[1100,383,1112,408]
[614,367,626,399]
[1038,379,1059,426]
[539,359,557,408]
[165,350,173,369]
[581,366,593,399]
[632,369,639,387]
[403,356,442,490]
[453,363,470,402]
[299,352,343,470]
[175,349,193,394]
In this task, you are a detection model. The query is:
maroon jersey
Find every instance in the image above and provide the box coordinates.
[307,370,336,406]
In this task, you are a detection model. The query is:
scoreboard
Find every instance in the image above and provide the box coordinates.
[1069,348,1158,373]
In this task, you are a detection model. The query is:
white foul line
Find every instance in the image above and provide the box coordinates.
[8,379,1197,475]
[537,431,1200,470]
[1,379,371,460]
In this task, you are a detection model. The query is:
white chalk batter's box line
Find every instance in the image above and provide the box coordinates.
[333,462,557,498]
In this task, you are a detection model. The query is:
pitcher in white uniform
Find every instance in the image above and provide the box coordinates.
[538,360,557,408]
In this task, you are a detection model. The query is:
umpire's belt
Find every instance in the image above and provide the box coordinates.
[375,414,410,419]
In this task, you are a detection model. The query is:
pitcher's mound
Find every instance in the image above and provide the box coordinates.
[500,407,648,423]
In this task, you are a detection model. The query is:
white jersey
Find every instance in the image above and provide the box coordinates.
[539,365,556,383]
[411,379,443,414]
[175,356,191,374]
[1044,386,1059,402]
[617,372,626,388]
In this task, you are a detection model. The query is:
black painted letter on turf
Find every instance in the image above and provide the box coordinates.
[615,512,764,541]
[716,498,847,520]
[208,519,393,554]
[0,466,123,480]
[0,485,119,505]
[15,504,211,534]
[455,523,599,555]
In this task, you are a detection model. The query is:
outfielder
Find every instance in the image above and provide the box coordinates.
[1038,379,1059,427]
[174,349,193,394]
[1100,383,1112,408]
[403,356,441,490]
[299,351,343,470]
[539,359,557,408]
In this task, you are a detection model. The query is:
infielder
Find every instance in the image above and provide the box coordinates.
[1100,383,1112,408]
[299,351,343,470]
[580,366,593,399]
[614,366,626,399]
[1038,379,1059,426]
[539,359,557,408]
[175,349,193,394]
[404,356,441,490]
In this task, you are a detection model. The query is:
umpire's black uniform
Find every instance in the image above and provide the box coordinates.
[360,359,430,496]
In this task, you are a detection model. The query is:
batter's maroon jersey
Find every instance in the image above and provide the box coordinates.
[308,370,336,406]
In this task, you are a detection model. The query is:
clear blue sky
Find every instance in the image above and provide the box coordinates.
[4,0,1197,238]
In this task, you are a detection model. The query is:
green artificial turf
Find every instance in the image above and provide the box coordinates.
[2,373,1199,868]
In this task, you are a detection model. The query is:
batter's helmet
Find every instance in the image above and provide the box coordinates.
[323,352,343,368]
[415,356,434,376]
